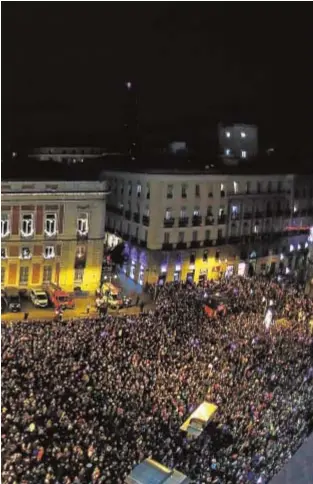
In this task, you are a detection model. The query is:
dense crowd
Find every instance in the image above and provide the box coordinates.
[2,276,313,484]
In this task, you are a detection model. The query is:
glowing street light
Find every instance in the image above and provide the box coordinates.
[125,81,132,90]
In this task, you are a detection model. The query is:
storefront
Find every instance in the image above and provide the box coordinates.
[238,262,246,277]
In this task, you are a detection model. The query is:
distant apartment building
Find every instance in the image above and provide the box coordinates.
[1,180,108,292]
[28,147,107,164]
[218,123,258,160]
[103,169,313,285]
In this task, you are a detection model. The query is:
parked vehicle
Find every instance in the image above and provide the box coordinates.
[101,283,124,309]
[29,288,49,308]
[44,283,75,310]
[4,287,21,312]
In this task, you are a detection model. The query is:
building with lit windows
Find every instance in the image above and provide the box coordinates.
[103,169,313,286]
[1,180,108,292]
[218,123,258,160]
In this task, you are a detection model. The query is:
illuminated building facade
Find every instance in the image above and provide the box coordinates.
[1,180,108,292]
[104,169,313,285]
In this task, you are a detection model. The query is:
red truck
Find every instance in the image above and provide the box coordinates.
[44,283,75,310]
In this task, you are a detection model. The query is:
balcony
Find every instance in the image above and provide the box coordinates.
[125,210,131,220]
[190,240,200,249]
[164,218,175,228]
[133,212,140,223]
[139,240,147,248]
[276,210,283,217]
[123,233,130,241]
[243,213,252,220]
[203,239,213,247]
[218,215,226,224]
[181,192,187,199]
[192,215,202,227]
[162,243,173,250]
[131,236,138,244]
[142,215,150,226]
[178,217,189,227]
[230,214,240,221]
[205,215,214,226]
[255,211,263,219]
[167,193,173,199]
[266,210,273,218]
[216,237,226,245]
[176,242,187,250]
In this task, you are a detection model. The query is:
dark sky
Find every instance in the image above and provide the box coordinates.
[2,3,312,147]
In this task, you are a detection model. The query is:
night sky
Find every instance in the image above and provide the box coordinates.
[2,3,312,150]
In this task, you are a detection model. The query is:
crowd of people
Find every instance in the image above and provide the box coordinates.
[2,276,313,484]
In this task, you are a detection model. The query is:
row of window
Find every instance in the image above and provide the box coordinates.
[0,266,85,285]
[1,265,52,285]
[110,179,293,200]
[1,213,89,238]
[225,149,247,158]
[1,246,56,260]
[1,244,86,261]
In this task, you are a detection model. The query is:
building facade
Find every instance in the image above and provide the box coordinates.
[1,180,108,293]
[103,170,313,285]
[28,147,107,164]
[218,123,258,160]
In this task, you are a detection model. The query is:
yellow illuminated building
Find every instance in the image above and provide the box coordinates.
[1,180,108,293]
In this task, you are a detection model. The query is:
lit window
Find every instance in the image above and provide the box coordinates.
[44,246,55,259]
[21,214,34,237]
[164,232,170,243]
[165,208,172,220]
[231,205,238,214]
[241,132,246,138]
[20,247,31,260]
[293,204,298,213]
[241,150,247,159]
[226,131,231,138]
[253,224,259,234]
[19,267,29,285]
[1,214,10,238]
[45,213,57,236]
[43,266,52,283]
[76,245,86,259]
[167,185,173,198]
[225,149,231,156]
[220,183,224,192]
[1,247,7,259]
[193,207,200,216]
[74,268,84,283]
[136,183,142,197]
[77,214,89,235]
[180,207,186,218]
[233,181,238,194]
[290,244,294,252]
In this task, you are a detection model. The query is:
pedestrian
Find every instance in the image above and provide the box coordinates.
[23,311,29,321]
[136,295,140,306]
[139,300,144,313]
[86,304,91,315]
